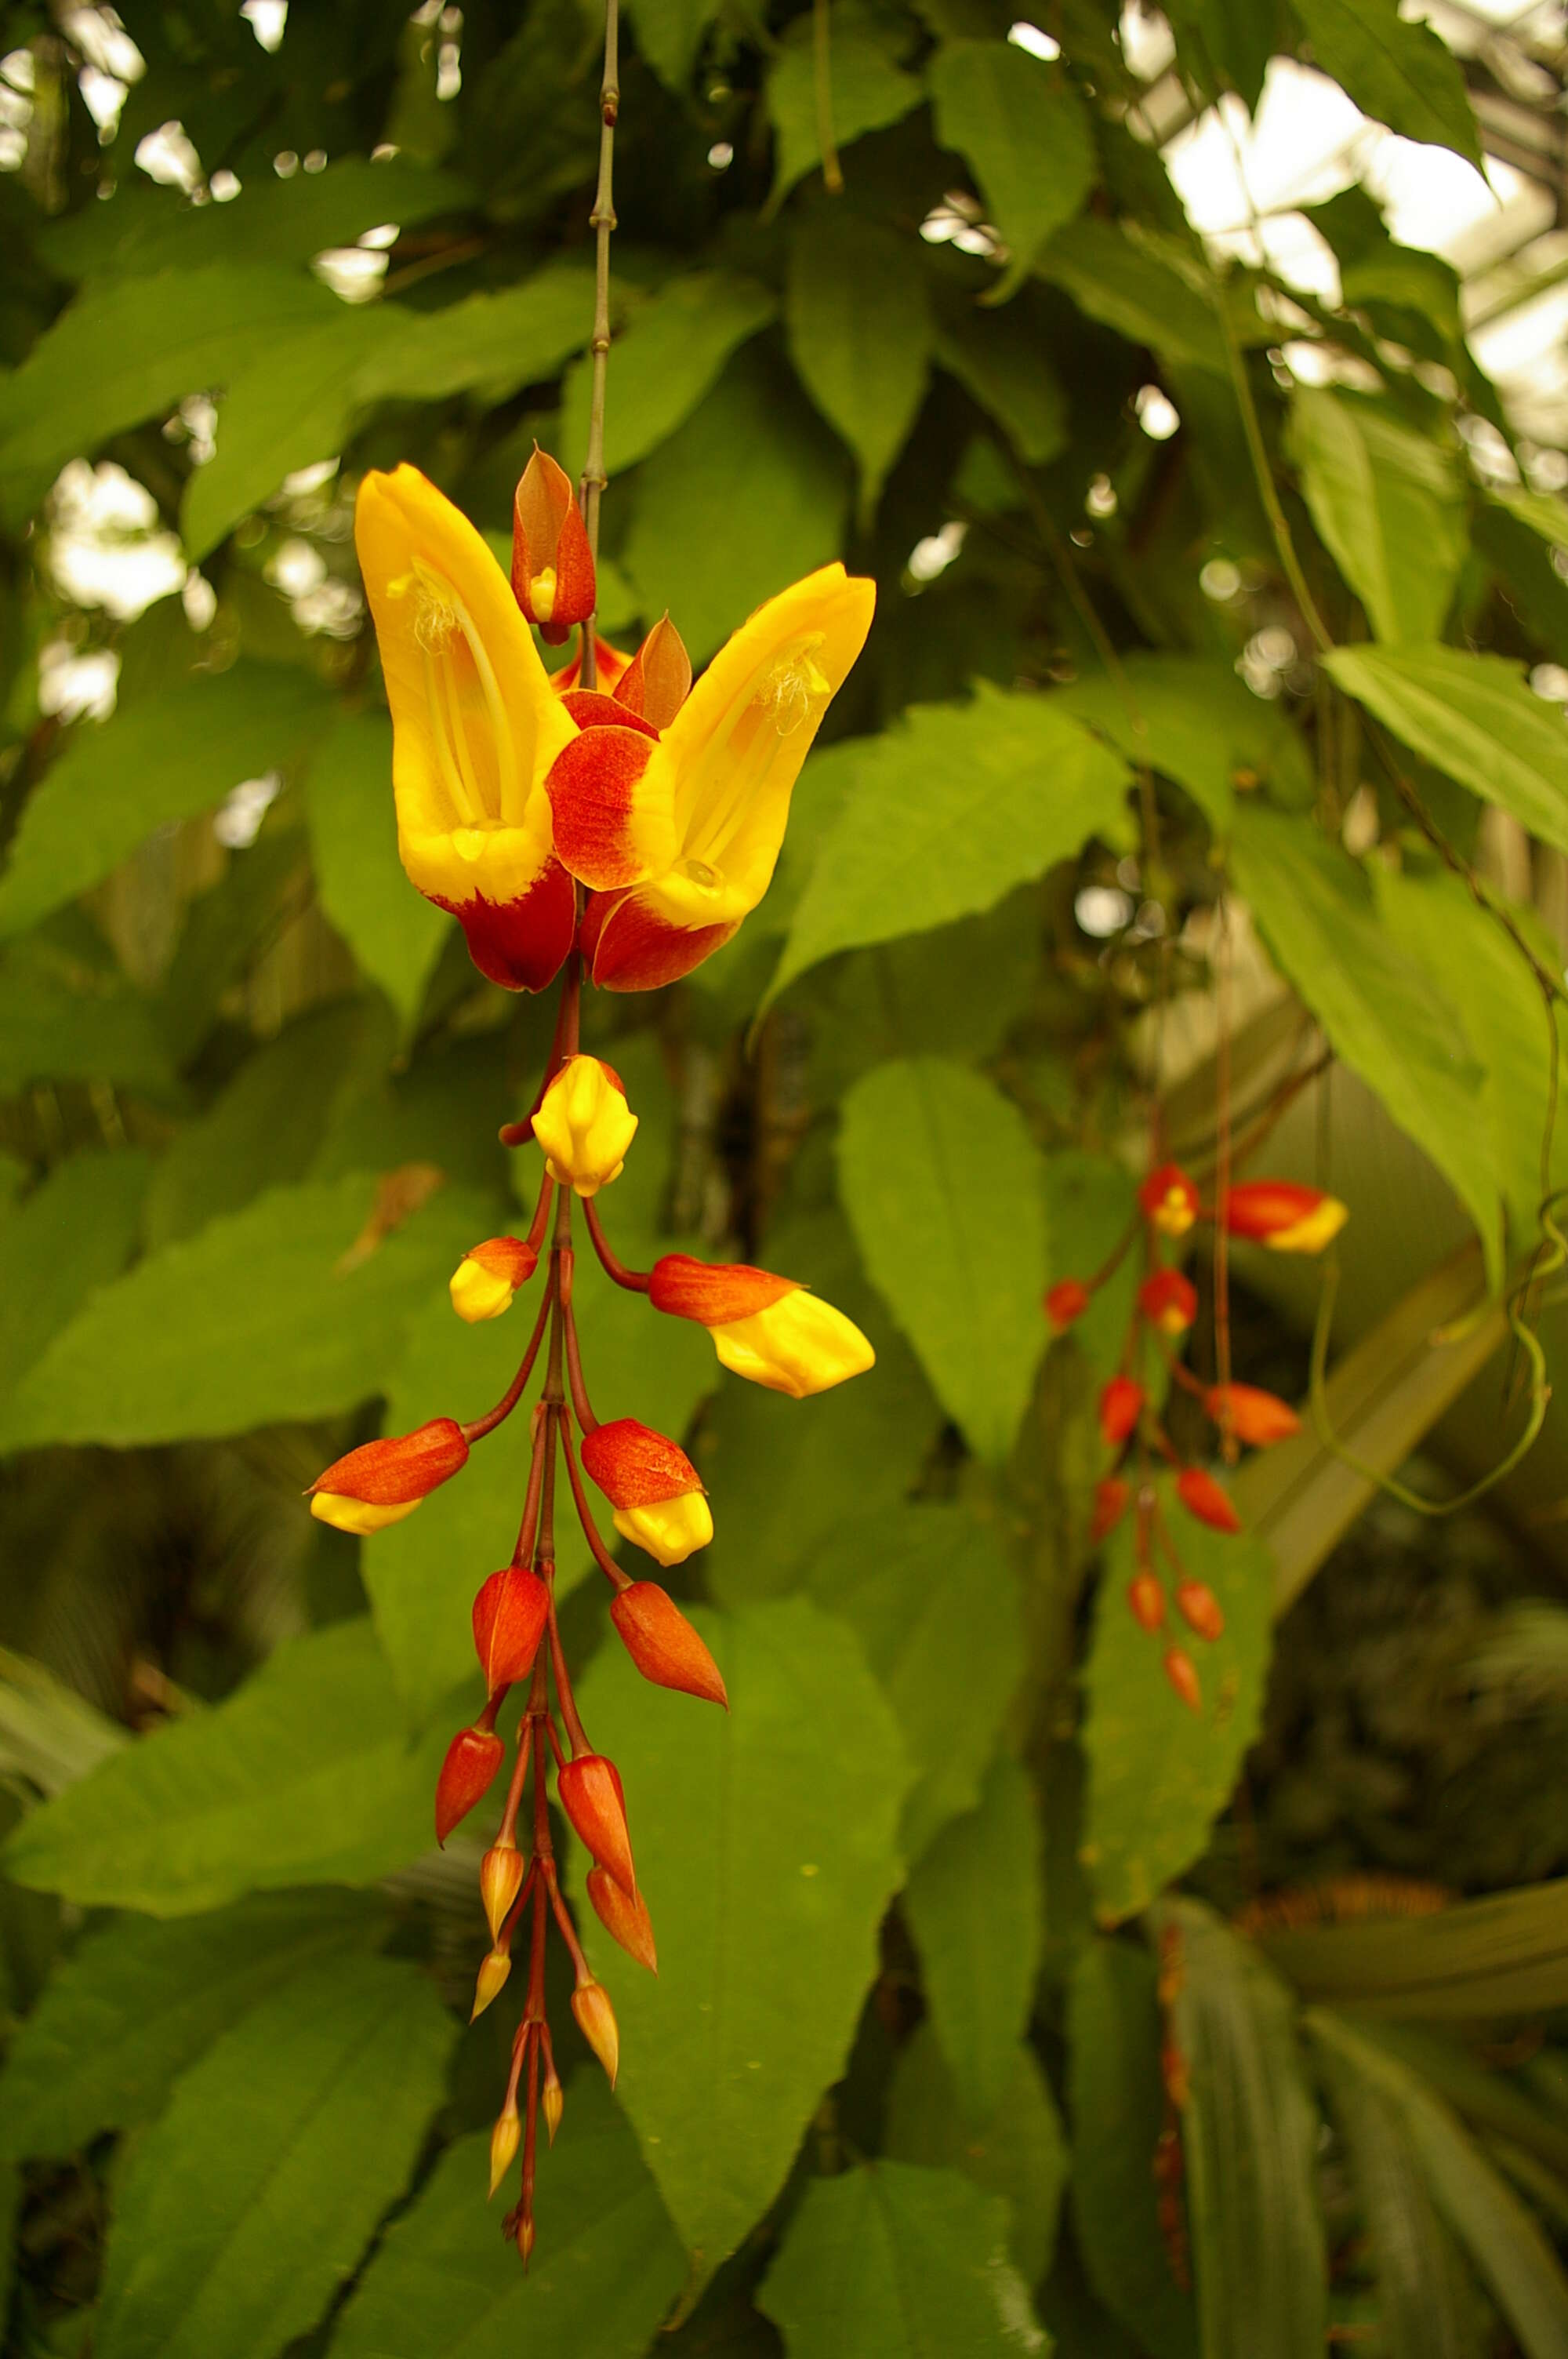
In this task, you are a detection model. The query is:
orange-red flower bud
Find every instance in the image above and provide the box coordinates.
[511,446,595,644]
[435,1724,504,1845]
[586,1864,659,1973]
[648,1252,799,1325]
[579,1418,713,1567]
[1045,1278,1091,1332]
[1140,1162,1200,1238]
[308,1418,468,1535]
[612,615,691,730]
[1176,1465,1241,1535]
[1099,1376,1145,1447]
[610,1581,728,1708]
[471,1566,550,1694]
[1175,1579,1225,1642]
[1092,1476,1131,1543]
[649,1254,872,1398]
[558,1753,636,1894]
[1163,1647,1202,1711]
[1138,1268,1197,1336]
[572,1975,619,2086]
[1205,1382,1301,1448]
[1221,1180,1347,1254]
[1127,1571,1166,1632]
[450,1235,539,1324]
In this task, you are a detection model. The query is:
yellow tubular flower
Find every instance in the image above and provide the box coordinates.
[532,1056,638,1198]
[611,1492,714,1569]
[354,466,579,990]
[710,1292,876,1398]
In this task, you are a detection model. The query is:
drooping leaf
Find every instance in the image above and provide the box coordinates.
[94,1953,456,2359]
[1081,1517,1273,1925]
[930,41,1095,300]
[934,296,1067,467]
[0,951,176,1100]
[1258,1877,1568,2020]
[0,1151,149,1406]
[1036,217,1229,375]
[332,2074,687,2359]
[884,2024,1069,2288]
[903,1754,1044,2121]
[786,213,932,524]
[0,665,332,941]
[560,270,777,481]
[568,1597,911,2288]
[155,827,310,1066]
[625,0,722,93]
[1290,0,1483,170]
[3,1619,442,1915]
[766,11,924,208]
[837,1056,1047,1462]
[305,714,451,1035]
[768,683,1131,1004]
[0,1891,387,2161]
[1051,653,1315,832]
[1287,389,1466,643]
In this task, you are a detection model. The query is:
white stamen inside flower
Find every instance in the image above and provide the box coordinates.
[755,637,829,738]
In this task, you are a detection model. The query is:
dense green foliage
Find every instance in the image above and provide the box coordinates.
[4,0,1568,2350]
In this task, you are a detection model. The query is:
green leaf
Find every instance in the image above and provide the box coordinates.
[903,1754,1044,2121]
[0,665,332,942]
[156,827,309,1065]
[1066,1939,1199,2359]
[1043,1151,1140,1387]
[930,42,1095,300]
[621,347,851,665]
[0,1151,149,1406]
[1081,1516,1273,1925]
[1036,218,1229,375]
[934,300,1067,467]
[306,714,451,1036]
[1308,187,1462,361]
[0,1645,126,1798]
[1290,0,1483,171]
[560,271,777,481]
[625,0,720,92]
[1229,801,1499,1288]
[0,1891,386,2161]
[332,2074,687,2358]
[3,1619,441,1914]
[0,951,176,1100]
[568,1597,911,2288]
[884,2024,1068,2287]
[766,12,924,208]
[1287,390,1465,643]
[757,2161,1047,2357]
[0,1174,495,1451]
[768,683,1131,1004]
[1258,1877,1568,2020]
[1051,654,1314,832]
[1323,643,1568,860]
[786,214,931,525]
[838,1057,1047,1461]
[94,1952,456,2359]
[1156,1899,1327,2359]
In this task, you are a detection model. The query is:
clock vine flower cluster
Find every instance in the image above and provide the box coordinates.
[307,454,875,2263]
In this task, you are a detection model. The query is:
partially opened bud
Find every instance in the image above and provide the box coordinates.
[1128,1572,1166,1632]
[579,1418,713,1567]
[472,1566,550,1693]
[1222,1180,1347,1254]
[1163,1647,1202,1712]
[511,446,594,644]
[471,1946,512,2021]
[558,1753,636,1895]
[611,1581,728,1707]
[649,1253,873,1398]
[532,1054,637,1197]
[587,1865,659,1972]
[1099,1376,1145,1448]
[1175,1579,1225,1642]
[1176,1465,1241,1535]
[1138,1268,1197,1336]
[1140,1162,1201,1238]
[612,615,691,730]
[1205,1382,1301,1448]
[435,1724,505,1844]
[572,1975,619,2086]
[516,2211,535,2268]
[488,2098,521,2197]
[1045,1278,1091,1332]
[308,1418,468,1534]
[450,1235,539,1323]
[1092,1477,1131,1543]
[542,2054,564,2144]
[481,1837,526,1941]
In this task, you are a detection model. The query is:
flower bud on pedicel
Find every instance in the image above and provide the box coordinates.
[1045,1278,1091,1332]
[648,1253,873,1398]
[1221,1180,1348,1254]
[489,2097,522,2197]
[1098,1376,1145,1448]
[481,1837,527,1943]
[579,1418,712,1567]
[1140,1162,1200,1238]
[558,1754,637,1895]
[610,1581,729,1707]
[1163,1647,1202,1712]
[612,615,691,730]
[1205,1382,1301,1448]
[472,1566,550,1693]
[471,1946,512,2021]
[1092,1477,1131,1543]
[1138,1268,1197,1336]
[511,447,595,644]
[435,1724,505,1844]
[572,1975,619,2086]
[308,1418,470,1535]
[1176,1465,1241,1535]
[543,2051,564,2144]
[587,1866,659,1972]
[1128,1572,1166,1633]
[532,1055,637,1198]
[1175,1579,1225,1642]
[450,1235,539,1323]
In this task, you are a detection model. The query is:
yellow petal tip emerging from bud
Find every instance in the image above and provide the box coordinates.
[470,1947,512,2021]
[309,1491,421,1536]
[480,1841,526,1943]
[572,1976,619,2087]
[450,1256,517,1323]
[611,1489,715,1568]
[711,1292,875,1398]
[543,2069,564,2145]
[532,1055,638,1198]
[488,2103,521,2198]
[1266,1197,1349,1253]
